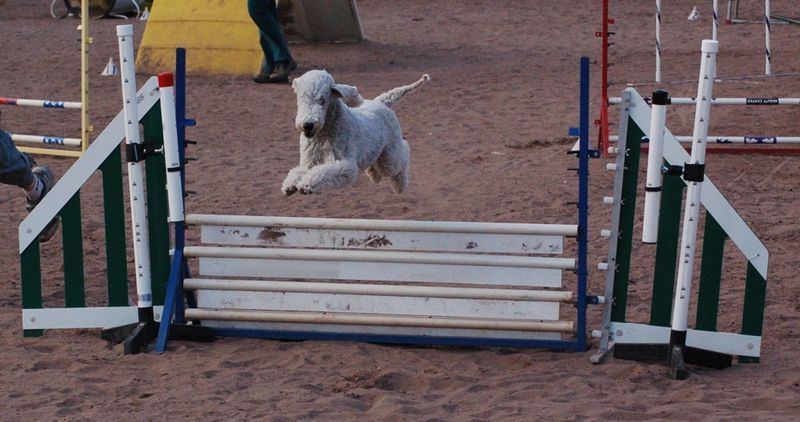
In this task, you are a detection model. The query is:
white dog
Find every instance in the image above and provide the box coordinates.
[281,70,430,195]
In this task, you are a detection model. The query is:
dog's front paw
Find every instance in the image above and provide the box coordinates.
[298,184,316,195]
[282,185,298,196]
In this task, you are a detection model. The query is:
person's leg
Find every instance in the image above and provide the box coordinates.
[0,129,36,189]
[248,0,276,79]
[261,1,292,63]
[0,129,59,241]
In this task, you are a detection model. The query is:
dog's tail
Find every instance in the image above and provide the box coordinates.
[374,74,430,108]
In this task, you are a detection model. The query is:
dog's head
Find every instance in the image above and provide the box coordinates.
[292,69,358,138]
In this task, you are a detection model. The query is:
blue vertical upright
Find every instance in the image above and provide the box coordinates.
[575,56,590,351]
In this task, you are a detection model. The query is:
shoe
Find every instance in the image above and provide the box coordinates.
[269,59,298,83]
[252,72,272,84]
[27,166,60,243]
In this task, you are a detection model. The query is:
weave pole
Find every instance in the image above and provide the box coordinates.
[670,39,719,379]
[765,0,772,75]
[713,0,720,40]
[655,0,662,82]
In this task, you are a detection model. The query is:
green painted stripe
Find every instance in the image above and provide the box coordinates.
[61,192,85,308]
[21,242,43,337]
[142,105,170,306]
[740,262,767,363]
[696,212,727,331]
[101,146,129,307]
[611,117,643,323]
[649,175,684,327]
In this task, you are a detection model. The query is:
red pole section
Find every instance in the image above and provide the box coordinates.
[596,0,613,156]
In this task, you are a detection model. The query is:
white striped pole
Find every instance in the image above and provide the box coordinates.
[713,0,719,40]
[642,90,669,244]
[610,135,800,144]
[117,24,153,310]
[9,133,82,146]
[0,98,82,109]
[656,0,662,82]
[765,0,772,75]
[670,40,718,379]
[609,96,800,105]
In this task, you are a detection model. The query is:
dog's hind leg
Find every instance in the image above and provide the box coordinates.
[378,139,410,193]
[365,164,384,184]
[297,160,359,194]
[281,166,308,196]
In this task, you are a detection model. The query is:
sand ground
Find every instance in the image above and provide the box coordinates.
[1,0,799,419]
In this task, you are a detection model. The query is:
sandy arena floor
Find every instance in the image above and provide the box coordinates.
[1,0,799,419]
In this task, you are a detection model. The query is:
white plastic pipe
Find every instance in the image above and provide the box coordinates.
[117,24,153,308]
[184,278,574,302]
[157,72,185,223]
[9,133,82,146]
[672,39,718,333]
[183,246,578,270]
[184,308,576,333]
[642,90,669,244]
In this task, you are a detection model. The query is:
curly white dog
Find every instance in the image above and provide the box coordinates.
[282,70,430,195]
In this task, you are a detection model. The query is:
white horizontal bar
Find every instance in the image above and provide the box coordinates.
[22,306,163,330]
[196,289,559,321]
[609,322,761,357]
[609,96,800,105]
[186,246,576,270]
[10,133,82,146]
[185,278,574,302]
[201,224,565,255]
[610,135,800,144]
[185,308,575,333]
[202,319,563,341]
[0,97,82,109]
[200,257,563,288]
[186,214,578,237]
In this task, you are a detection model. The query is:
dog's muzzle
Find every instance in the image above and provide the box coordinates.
[302,122,316,137]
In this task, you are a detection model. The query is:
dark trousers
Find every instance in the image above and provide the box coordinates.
[247,0,292,74]
[0,129,34,188]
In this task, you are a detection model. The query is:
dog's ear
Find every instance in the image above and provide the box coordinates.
[331,83,358,99]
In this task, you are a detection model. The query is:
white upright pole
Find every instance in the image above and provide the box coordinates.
[117,24,153,310]
[671,39,718,351]
[765,0,772,75]
[656,0,662,82]
[712,0,719,40]
[642,90,669,244]
[157,73,185,223]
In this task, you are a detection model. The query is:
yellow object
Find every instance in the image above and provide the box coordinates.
[18,147,83,158]
[136,1,262,76]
